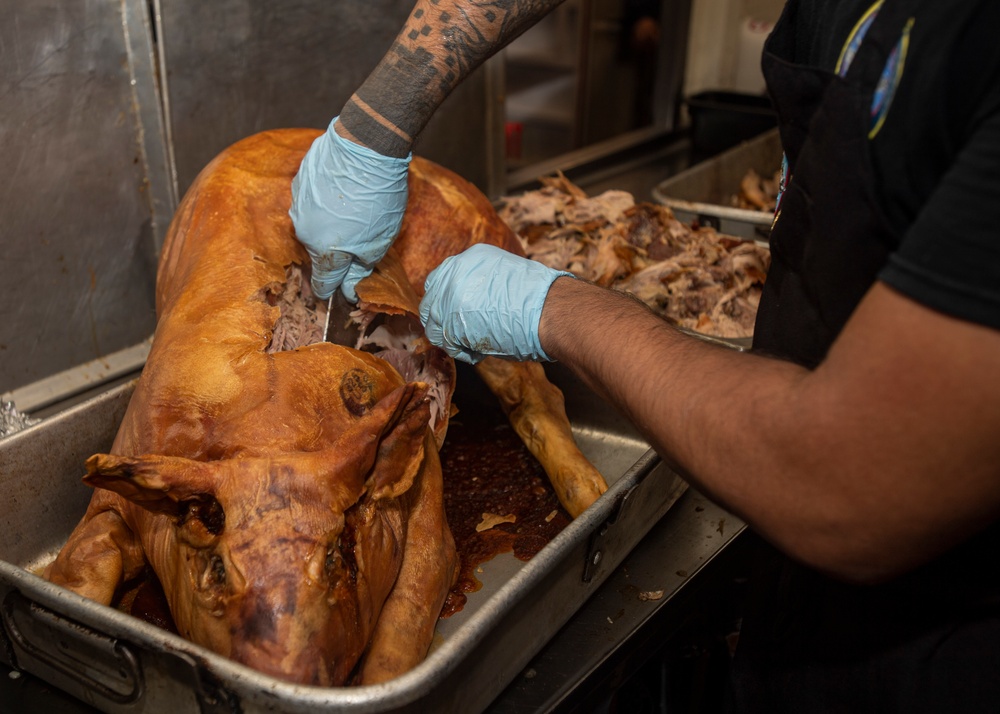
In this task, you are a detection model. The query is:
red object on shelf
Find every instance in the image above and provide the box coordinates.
[505,121,523,160]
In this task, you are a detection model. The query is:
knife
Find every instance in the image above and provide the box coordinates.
[320,292,361,346]
[322,295,333,342]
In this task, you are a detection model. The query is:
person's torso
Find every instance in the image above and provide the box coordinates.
[752,0,999,365]
[730,2,1000,711]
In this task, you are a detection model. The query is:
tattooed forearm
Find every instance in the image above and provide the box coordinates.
[338,0,566,156]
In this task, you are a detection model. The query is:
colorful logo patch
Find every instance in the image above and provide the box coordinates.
[836,0,914,138]
[772,2,914,230]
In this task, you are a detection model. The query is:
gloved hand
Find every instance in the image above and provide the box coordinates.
[419,244,574,364]
[290,117,411,302]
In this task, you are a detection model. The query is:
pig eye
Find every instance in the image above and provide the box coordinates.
[179,497,225,536]
[180,496,226,535]
[325,539,341,576]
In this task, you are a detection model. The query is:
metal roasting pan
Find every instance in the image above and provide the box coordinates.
[0,362,688,713]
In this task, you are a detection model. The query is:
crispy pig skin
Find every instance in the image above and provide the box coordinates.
[397,157,608,516]
[45,128,607,686]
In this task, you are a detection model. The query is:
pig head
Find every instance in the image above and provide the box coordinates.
[66,380,437,686]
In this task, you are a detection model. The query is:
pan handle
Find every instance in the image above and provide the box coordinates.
[2,590,143,705]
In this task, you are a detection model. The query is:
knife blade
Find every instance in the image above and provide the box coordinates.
[322,295,333,343]
[319,292,362,346]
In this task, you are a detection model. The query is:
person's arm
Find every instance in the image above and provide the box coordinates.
[337,0,567,157]
[292,1,565,300]
[539,276,1000,584]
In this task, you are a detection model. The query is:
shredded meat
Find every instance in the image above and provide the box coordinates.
[731,168,782,212]
[499,175,771,339]
[263,265,452,432]
[356,314,453,431]
[263,265,325,351]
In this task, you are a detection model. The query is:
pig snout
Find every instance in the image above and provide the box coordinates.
[213,529,367,686]
[226,579,362,686]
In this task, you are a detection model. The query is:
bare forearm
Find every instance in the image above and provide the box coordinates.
[538,277,1000,583]
[338,0,565,156]
[539,277,802,516]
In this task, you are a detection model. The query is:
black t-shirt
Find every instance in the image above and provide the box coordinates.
[794,0,1000,330]
[728,3,1000,711]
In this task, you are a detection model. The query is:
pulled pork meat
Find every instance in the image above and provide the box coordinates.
[263,264,326,350]
[500,174,770,339]
[264,264,453,432]
[732,168,782,212]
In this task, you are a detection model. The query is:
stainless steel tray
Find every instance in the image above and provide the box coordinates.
[0,363,686,713]
[653,128,781,242]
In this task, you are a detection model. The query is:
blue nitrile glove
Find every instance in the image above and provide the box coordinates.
[419,244,574,364]
[290,117,411,302]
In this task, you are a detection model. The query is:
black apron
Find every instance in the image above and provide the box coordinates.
[752,0,906,366]
[729,0,1000,710]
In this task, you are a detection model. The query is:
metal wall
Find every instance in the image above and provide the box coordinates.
[0,0,503,402]
[155,0,503,199]
[0,0,172,398]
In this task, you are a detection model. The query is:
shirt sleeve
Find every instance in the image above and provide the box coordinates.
[879,97,1000,330]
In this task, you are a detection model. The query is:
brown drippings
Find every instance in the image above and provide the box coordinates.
[437,394,571,617]
[113,571,177,633]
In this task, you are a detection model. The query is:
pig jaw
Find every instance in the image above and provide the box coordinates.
[225,587,364,686]
[163,512,394,686]
[168,567,367,685]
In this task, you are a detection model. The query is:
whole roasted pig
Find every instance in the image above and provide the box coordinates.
[45,129,607,686]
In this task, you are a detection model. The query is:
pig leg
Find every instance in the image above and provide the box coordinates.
[475,358,608,518]
[358,434,458,685]
[45,509,146,605]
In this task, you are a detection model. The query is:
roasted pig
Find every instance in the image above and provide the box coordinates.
[45,129,607,686]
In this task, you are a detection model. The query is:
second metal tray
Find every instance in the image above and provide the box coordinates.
[654,128,781,242]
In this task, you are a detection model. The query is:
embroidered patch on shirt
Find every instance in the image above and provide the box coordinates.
[773,2,915,230]
[836,0,914,138]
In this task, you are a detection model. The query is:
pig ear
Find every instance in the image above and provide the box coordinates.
[364,382,432,501]
[83,453,218,516]
[306,382,432,509]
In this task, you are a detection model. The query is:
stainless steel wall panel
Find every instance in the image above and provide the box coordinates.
[0,0,170,395]
[0,381,133,570]
[157,0,501,197]
[123,0,178,256]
